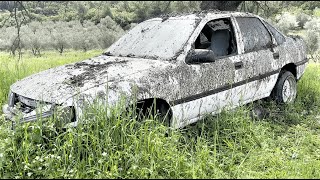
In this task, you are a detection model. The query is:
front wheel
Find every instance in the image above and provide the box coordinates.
[271,71,297,104]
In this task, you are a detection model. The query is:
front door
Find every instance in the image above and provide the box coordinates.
[171,17,240,127]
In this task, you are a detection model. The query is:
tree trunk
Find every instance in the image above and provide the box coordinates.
[58,45,64,55]
[31,48,36,56]
[200,1,243,11]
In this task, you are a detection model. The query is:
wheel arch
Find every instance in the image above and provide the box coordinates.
[135,97,173,122]
[281,63,297,79]
[270,64,298,103]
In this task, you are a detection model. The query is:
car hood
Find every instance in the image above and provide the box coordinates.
[10,55,169,104]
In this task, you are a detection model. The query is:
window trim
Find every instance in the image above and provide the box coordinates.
[260,19,286,46]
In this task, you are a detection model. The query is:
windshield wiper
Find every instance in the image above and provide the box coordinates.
[126,53,135,58]
[102,52,113,56]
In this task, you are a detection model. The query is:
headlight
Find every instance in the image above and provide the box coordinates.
[8,90,15,107]
[54,106,75,126]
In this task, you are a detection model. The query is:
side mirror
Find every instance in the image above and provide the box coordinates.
[268,42,277,52]
[186,49,216,64]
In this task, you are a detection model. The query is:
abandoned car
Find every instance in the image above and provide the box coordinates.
[2,11,308,129]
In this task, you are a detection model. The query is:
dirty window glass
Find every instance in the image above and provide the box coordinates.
[194,18,237,58]
[106,15,199,61]
[236,17,272,52]
[263,21,285,45]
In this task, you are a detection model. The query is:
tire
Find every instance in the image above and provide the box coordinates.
[271,71,297,104]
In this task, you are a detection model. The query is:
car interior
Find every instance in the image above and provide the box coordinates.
[194,18,237,59]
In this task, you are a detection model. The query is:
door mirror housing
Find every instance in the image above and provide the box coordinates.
[186,49,216,64]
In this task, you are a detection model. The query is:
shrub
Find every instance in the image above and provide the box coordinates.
[303,18,320,58]
[296,12,311,28]
[275,12,298,34]
[305,30,320,55]
[304,17,320,30]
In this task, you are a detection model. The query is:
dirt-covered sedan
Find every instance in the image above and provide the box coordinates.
[2,11,308,129]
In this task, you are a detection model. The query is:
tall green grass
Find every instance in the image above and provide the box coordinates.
[0,51,320,178]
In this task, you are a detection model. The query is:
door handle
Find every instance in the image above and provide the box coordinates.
[234,61,243,70]
[273,52,280,59]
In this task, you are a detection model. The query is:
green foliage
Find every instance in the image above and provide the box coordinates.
[305,30,319,55]
[0,1,319,28]
[314,8,320,17]
[296,13,311,28]
[303,18,320,56]
[0,17,124,54]
[1,1,318,57]
[4,1,198,29]
[274,12,298,35]
[300,2,320,11]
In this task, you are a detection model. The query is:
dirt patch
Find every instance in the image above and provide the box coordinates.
[72,60,127,71]
[64,59,128,87]
[68,71,93,87]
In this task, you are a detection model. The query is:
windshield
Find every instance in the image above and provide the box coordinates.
[105,15,200,61]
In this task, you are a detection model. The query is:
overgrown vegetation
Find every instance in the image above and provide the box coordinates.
[0,51,319,178]
[1,1,320,178]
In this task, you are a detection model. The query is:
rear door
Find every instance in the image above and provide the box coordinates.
[232,16,280,103]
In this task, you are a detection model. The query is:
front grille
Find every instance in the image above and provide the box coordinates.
[16,95,37,113]
[8,91,15,107]
[9,92,52,115]
[6,91,55,124]
[9,93,37,113]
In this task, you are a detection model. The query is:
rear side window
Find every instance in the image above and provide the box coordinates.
[236,17,272,52]
[263,21,286,45]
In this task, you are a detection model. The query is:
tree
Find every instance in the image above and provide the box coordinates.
[7,1,30,60]
[51,22,71,54]
[200,1,243,11]
[97,16,124,48]
[21,23,50,56]
[76,2,88,25]
[172,1,200,13]
[0,26,19,55]
[72,24,100,52]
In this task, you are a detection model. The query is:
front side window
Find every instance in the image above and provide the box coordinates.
[236,17,272,53]
[194,18,237,59]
